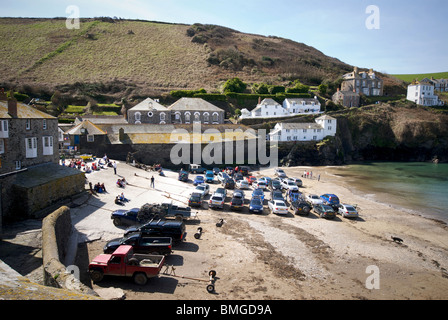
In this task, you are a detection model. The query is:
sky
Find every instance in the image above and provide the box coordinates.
[2,0,447,74]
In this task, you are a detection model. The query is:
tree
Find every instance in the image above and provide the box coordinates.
[222,77,247,93]
[318,84,328,95]
[251,83,269,94]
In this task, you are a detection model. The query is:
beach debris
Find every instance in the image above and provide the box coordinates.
[194,227,203,239]
[216,219,224,227]
[391,236,404,244]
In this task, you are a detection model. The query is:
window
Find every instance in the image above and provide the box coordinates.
[185,112,191,123]
[134,112,141,122]
[328,126,332,131]
[26,119,31,130]
[26,137,38,158]
[87,135,94,143]
[0,120,8,138]
[0,139,4,154]
[43,119,47,130]
[43,136,54,155]
[203,112,209,123]
[194,113,200,122]
[212,113,219,123]
[160,112,166,121]
[15,161,21,170]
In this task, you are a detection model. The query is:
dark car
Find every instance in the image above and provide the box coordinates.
[270,179,282,191]
[188,192,203,208]
[103,233,172,255]
[222,177,235,189]
[249,197,263,214]
[271,190,284,202]
[290,200,311,216]
[230,197,244,211]
[124,220,187,245]
[111,208,141,227]
[239,166,250,176]
[313,204,336,219]
[234,173,244,182]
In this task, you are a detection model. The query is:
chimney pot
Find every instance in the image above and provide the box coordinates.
[8,98,18,118]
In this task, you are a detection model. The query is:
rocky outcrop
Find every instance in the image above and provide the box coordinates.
[280,101,448,166]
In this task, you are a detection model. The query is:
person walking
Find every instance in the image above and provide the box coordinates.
[150,175,155,188]
[113,161,117,175]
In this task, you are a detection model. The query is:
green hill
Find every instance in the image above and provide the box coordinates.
[392,71,448,83]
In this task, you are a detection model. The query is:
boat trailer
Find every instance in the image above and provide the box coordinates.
[162,265,217,293]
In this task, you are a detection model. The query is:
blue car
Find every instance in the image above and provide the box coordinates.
[320,194,340,207]
[205,170,215,183]
[252,188,265,201]
[193,175,205,186]
[111,208,141,227]
[249,197,264,214]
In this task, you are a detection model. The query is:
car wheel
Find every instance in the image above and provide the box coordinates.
[90,270,104,283]
[133,272,148,285]
[113,218,121,227]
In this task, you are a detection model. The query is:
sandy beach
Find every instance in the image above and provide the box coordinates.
[69,162,448,300]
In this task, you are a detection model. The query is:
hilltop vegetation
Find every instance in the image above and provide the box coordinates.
[0,17,403,103]
[392,71,448,83]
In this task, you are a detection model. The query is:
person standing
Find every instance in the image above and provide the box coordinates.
[150,175,155,188]
[113,161,117,175]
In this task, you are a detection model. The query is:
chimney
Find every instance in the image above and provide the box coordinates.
[258,97,261,104]
[8,98,18,118]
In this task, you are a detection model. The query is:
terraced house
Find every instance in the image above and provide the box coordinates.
[341,67,384,96]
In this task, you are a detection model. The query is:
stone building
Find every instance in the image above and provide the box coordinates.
[168,97,225,124]
[0,91,84,237]
[127,98,170,125]
[341,67,384,96]
[332,89,361,108]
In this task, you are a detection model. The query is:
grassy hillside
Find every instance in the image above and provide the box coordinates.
[392,71,448,83]
[0,17,403,102]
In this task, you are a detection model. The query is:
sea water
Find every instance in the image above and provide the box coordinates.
[328,162,448,224]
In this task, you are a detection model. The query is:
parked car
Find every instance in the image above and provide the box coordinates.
[338,204,359,219]
[188,192,203,208]
[252,188,265,201]
[124,220,187,244]
[103,233,173,255]
[275,168,287,178]
[305,194,324,206]
[205,170,215,183]
[245,175,257,185]
[249,197,263,214]
[217,172,229,183]
[268,199,289,215]
[194,184,210,197]
[232,189,245,199]
[270,179,282,191]
[209,194,225,209]
[222,177,235,189]
[320,194,340,209]
[239,166,250,176]
[313,204,336,219]
[271,190,285,202]
[193,175,205,186]
[230,196,244,211]
[254,180,268,190]
[214,187,227,199]
[290,199,311,216]
[189,164,206,174]
[212,167,220,175]
[236,179,250,189]
[288,177,303,187]
[110,208,141,227]
[178,170,189,182]
[281,179,299,192]
[234,173,244,182]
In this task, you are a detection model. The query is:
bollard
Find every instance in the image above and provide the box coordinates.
[194,227,203,239]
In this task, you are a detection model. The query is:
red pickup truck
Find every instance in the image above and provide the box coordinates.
[88,245,165,285]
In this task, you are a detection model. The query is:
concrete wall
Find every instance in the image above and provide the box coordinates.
[42,205,98,297]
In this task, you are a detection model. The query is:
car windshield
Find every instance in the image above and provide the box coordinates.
[346,206,356,211]
[310,195,319,199]
[276,201,286,207]
[211,196,223,201]
[196,186,205,191]
[254,189,263,195]
[251,199,262,205]
[191,195,201,200]
[322,205,333,211]
[206,173,213,176]
[197,176,204,180]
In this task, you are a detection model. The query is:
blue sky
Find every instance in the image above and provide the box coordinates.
[2,0,447,74]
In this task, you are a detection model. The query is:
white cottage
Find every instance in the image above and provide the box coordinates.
[269,115,337,142]
[283,97,321,115]
[406,81,443,106]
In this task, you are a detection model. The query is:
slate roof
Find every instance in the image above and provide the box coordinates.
[129,98,169,112]
[65,120,107,135]
[168,98,223,112]
[0,101,56,119]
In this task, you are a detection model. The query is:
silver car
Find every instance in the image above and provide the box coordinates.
[275,168,287,178]
[338,204,359,219]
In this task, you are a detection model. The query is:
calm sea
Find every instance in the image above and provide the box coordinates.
[327,162,448,224]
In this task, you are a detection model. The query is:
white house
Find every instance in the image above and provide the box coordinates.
[406,81,444,106]
[269,115,337,142]
[283,97,321,115]
[240,97,322,119]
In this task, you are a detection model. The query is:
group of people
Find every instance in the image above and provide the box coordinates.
[116,178,127,188]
